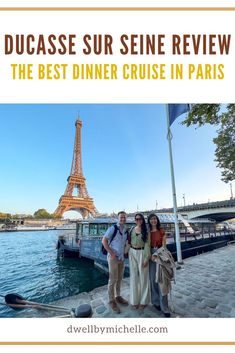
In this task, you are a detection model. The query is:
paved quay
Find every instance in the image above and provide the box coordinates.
[15,243,235,318]
[50,243,235,318]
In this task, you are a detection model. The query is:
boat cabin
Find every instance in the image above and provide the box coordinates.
[76,214,216,242]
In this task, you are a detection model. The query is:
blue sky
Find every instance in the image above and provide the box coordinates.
[0,104,232,217]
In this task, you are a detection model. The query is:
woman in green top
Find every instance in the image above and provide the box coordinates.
[129,213,150,309]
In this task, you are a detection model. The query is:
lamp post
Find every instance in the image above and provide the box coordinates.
[166,105,182,264]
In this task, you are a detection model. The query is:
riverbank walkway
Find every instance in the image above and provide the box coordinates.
[51,243,235,318]
[14,243,235,318]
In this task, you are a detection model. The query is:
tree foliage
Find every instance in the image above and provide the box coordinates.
[33,208,60,219]
[34,208,52,219]
[182,104,235,183]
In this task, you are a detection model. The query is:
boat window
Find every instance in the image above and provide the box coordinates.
[90,224,98,235]
[82,224,89,236]
[98,224,109,235]
[163,223,175,234]
[179,223,186,232]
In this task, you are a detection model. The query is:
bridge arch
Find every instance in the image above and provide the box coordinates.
[185,207,235,222]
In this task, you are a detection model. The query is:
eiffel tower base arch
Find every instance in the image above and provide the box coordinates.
[54,195,97,219]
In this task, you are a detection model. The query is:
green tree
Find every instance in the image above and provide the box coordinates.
[34,208,52,219]
[182,104,235,183]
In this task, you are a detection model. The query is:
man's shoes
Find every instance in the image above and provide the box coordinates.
[154,305,161,311]
[164,312,171,318]
[109,301,121,314]
[116,296,129,305]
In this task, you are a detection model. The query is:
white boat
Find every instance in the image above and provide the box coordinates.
[15,225,56,232]
[56,214,235,267]
[55,224,76,230]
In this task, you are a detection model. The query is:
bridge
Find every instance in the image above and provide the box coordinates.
[156,199,235,222]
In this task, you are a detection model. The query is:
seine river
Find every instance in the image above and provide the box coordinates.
[0,230,108,318]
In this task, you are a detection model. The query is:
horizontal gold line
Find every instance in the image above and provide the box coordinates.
[0,342,235,345]
[0,7,234,11]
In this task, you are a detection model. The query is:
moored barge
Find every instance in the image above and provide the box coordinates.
[57,214,235,272]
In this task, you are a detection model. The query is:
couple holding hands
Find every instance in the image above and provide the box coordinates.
[102,211,172,317]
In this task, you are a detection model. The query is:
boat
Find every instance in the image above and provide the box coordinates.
[56,214,235,272]
[56,234,80,257]
[0,226,17,232]
[0,225,56,233]
[16,225,56,232]
[55,224,76,231]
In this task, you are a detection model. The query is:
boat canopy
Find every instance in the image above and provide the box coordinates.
[79,214,215,225]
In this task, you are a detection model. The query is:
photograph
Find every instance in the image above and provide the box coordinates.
[0,103,234,319]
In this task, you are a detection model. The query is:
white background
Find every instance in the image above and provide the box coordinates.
[1,318,235,342]
[0,8,234,103]
[1,347,235,353]
[1,0,235,7]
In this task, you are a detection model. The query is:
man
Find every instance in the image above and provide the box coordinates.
[102,211,129,313]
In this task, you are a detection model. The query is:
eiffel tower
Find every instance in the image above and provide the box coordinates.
[54,118,97,219]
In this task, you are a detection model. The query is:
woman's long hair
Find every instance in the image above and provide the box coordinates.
[147,213,161,231]
[135,213,148,243]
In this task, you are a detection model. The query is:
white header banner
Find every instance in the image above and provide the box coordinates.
[0,9,234,103]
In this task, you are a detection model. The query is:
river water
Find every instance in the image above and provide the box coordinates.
[0,230,108,317]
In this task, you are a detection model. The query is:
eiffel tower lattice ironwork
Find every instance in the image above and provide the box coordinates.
[54,118,97,219]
